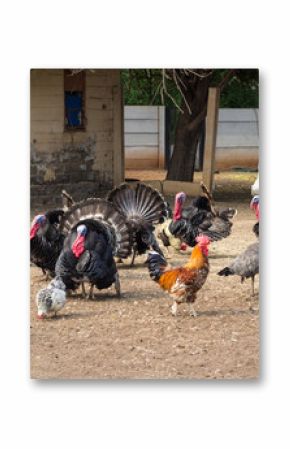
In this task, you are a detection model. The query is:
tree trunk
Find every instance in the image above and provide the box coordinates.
[166,75,211,181]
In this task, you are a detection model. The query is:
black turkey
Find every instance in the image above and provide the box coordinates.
[107,183,168,265]
[168,193,237,247]
[53,198,132,298]
[30,209,65,278]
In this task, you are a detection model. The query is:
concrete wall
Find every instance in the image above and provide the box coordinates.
[215,108,259,170]
[30,69,123,206]
[124,106,259,171]
[124,106,165,169]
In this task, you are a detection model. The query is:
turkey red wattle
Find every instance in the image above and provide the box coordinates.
[72,225,87,258]
[30,215,46,239]
[250,196,260,220]
[254,203,260,220]
[173,192,186,221]
[30,223,40,239]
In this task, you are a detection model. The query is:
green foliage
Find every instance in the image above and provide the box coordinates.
[121,69,181,106]
[216,69,259,108]
[121,69,259,108]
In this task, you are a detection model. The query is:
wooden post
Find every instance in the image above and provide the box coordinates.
[112,77,124,187]
[158,106,165,169]
[202,87,220,192]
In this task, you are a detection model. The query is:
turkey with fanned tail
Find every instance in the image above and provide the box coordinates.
[52,198,132,299]
[107,183,168,265]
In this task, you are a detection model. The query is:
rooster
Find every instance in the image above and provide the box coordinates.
[107,183,168,265]
[146,235,211,317]
[30,209,65,278]
[250,195,259,237]
[51,198,132,299]
[217,242,259,297]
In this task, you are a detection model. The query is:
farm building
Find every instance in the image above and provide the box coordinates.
[31,70,258,207]
[30,69,124,207]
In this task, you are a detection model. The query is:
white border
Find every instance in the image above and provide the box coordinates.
[1,1,289,448]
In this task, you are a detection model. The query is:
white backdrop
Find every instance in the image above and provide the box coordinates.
[0,1,288,448]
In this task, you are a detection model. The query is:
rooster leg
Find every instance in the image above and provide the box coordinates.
[115,273,121,298]
[171,301,178,316]
[189,304,198,318]
[81,282,86,298]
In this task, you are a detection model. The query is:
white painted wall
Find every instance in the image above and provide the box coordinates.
[124,106,165,169]
[125,106,259,170]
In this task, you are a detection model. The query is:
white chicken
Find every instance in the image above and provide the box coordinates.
[36,278,67,319]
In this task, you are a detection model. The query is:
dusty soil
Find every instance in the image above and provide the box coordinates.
[30,198,259,379]
[126,169,258,199]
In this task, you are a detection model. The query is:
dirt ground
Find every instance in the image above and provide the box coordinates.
[126,169,258,199]
[30,188,259,379]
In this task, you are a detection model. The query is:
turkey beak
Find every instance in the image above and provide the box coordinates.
[36,313,46,320]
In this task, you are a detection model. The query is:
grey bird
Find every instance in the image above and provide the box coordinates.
[217,242,259,297]
[36,278,67,319]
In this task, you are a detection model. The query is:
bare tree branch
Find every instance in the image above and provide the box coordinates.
[172,69,192,114]
[218,69,236,92]
[185,69,213,78]
[160,69,184,113]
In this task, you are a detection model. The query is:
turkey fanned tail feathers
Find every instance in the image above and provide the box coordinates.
[107,183,168,225]
[59,198,132,258]
[107,183,167,256]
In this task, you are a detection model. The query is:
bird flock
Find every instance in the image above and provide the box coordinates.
[30,183,259,319]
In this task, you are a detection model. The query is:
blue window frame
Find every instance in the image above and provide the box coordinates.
[64,70,85,130]
[65,92,83,128]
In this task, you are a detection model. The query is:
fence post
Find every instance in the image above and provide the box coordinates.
[158,106,165,169]
[113,83,124,186]
[202,87,220,192]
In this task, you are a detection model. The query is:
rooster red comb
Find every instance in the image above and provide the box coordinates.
[196,235,211,246]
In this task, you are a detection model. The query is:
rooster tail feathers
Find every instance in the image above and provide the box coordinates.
[60,198,132,258]
[107,183,168,225]
[217,266,234,277]
[146,250,168,281]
